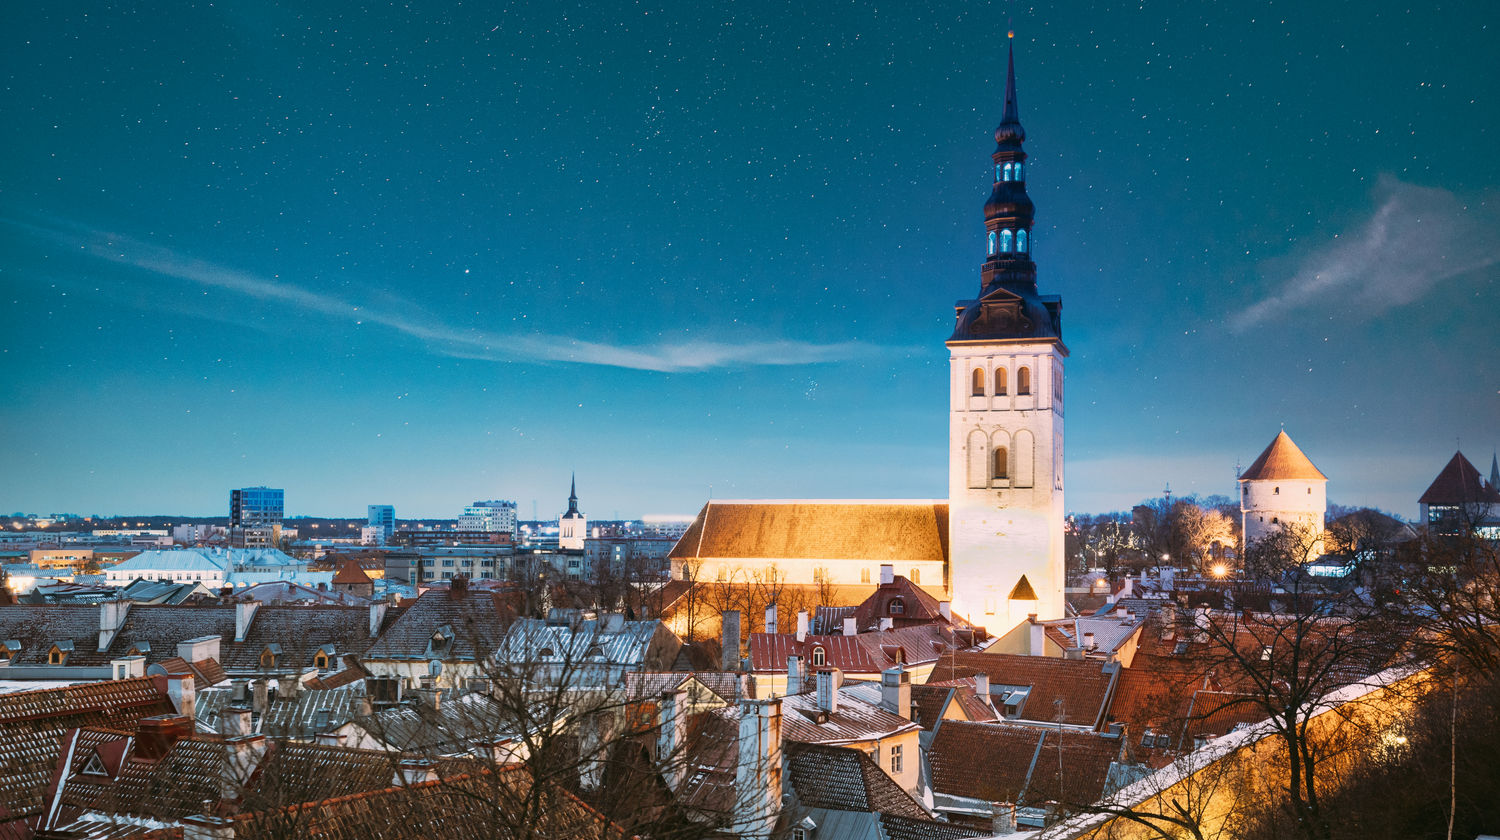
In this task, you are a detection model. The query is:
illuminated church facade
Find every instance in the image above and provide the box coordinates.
[670,40,1068,635]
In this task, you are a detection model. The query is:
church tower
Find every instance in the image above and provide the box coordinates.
[559,474,587,550]
[947,36,1067,632]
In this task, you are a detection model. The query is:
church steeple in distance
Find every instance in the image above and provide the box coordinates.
[565,473,581,518]
[982,33,1037,295]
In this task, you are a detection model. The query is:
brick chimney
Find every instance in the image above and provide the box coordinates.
[732,698,783,840]
[879,564,894,585]
[815,668,841,714]
[880,665,910,719]
[135,715,193,761]
[222,735,269,801]
[1028,615,1045,657]
[657,689,688,792]
[221,705,253,737]
[720,611,741,672]
[449,575,469,598]
[764,603,778,634]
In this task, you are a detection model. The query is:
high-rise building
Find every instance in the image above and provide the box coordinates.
[558,476,586,551]
[947,39,1067,630]
[230,486,284,549]
[367,504,396,543]
[458,500,518,534]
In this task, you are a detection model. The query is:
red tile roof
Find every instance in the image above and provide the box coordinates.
[1419,451,1500,505]
[332,559,374,586]
[928,652,1118,729]
[669,501,949,564]
[929,720,1124,808]
[1239,430,1326,482]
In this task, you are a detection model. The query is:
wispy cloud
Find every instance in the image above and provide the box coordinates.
[1230,176,1500,332]
[10,218,887,373]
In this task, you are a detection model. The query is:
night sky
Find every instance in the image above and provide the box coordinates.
[3,2,1496,521]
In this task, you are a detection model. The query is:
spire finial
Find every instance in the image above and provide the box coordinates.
[994,36,1025,146]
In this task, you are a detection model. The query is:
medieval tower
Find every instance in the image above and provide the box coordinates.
[947,37,1067,632]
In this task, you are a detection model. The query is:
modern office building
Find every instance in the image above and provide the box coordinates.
[457,500,518,534]
[230,487,284,549]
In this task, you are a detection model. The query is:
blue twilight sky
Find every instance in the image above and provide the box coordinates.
[2,1,1497,521]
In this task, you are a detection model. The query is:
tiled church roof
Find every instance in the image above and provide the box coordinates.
[669,501,949,563]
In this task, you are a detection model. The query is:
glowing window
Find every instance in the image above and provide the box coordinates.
[1000,229,1014,253]
[910,568,920,584]
[1017,367,1031,395]
[996,163,1005,181]
[1014,161,1024,181]
[1016,229,1028,252]
[971,368,985,396]
[987,230,997,256]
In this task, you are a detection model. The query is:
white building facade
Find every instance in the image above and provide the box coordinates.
[1239,430,1328,554]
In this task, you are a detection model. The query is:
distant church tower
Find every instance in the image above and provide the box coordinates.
[1238,430,1327,555]
[558,474,587,550]
[947,37,1067,632]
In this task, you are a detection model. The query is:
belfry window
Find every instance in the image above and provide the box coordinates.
[995,368,1008,395]
[987,230,997,256]
[1014,161,1024,181]
[1000,229,1014,253]
[1017,367,1031,395]
[1016,229,1028,252]
[993,447,1009,480]
[971,368,985,396]
[996,163,1006,181]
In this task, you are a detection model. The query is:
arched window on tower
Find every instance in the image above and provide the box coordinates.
[1014,161,1024,181]
[1000,229,1014,253]
[1016,229,1028,252]
[996,164,1005,182]
[987,230,997,256]
[1017,366,1031,395]
[971,368,985,397]
[994,367,1008,395]
[993,447,1009,480]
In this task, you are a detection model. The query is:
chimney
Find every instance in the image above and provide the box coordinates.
[181,814,236,840]
[135,714,193,761]
[167,673,196,720]
[657,690,688,792]
[1194,607,1211,643]
[234,601,259,643]
[396,757,438,785]
[795,610,808,643]
[815,668,840,714]
[98,600,130,652]
[222,735,269,801]
[879,564,894,585]
[764,603,778,634]
[842,616,857,636]
[413,686,442,710]
[251,679,269,717]
[879,617,893,631]
[449,576,469,598]
[975,672,990,701]
[786,655,802,694]
[1028,616,1046,657]
[1083,632,1097,651]
[111,655,146,680]
[732,698,783,840]
[221,705,253,737]
[939,601,952,622]
[720,611,741,672]
[1161,602,1178,639]
[177,635,222,665]
[990,801,1017,835]
[880,666,911,719]
[369,599,389,638]
[315,732,346,747]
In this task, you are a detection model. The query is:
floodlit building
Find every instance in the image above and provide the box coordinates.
[456,499,518,534]
[558,476,586,551]
[1238,430,1328,552]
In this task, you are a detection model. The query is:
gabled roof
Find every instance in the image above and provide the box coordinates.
[749,624,968,674]
[852,575,951,630]
[783,741,930,819]
[332,559,374,586]
[364,588,514,662]
[1239,430,1326,482]
[669,500,949,564]
[775,689,919,746]
[929,652,1118,729]
[929,720,1123,807]
[1419,451,1500,505]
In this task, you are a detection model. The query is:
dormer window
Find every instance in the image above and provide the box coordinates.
[888,598,906,616]
[314,644,337,670]
[259,644,282,669]
[0,641,19,662]
[49,642,74,665]
[811,646,826,667]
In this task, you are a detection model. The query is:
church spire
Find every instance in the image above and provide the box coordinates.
[980,33,1036,295]
[566,473,579,516]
